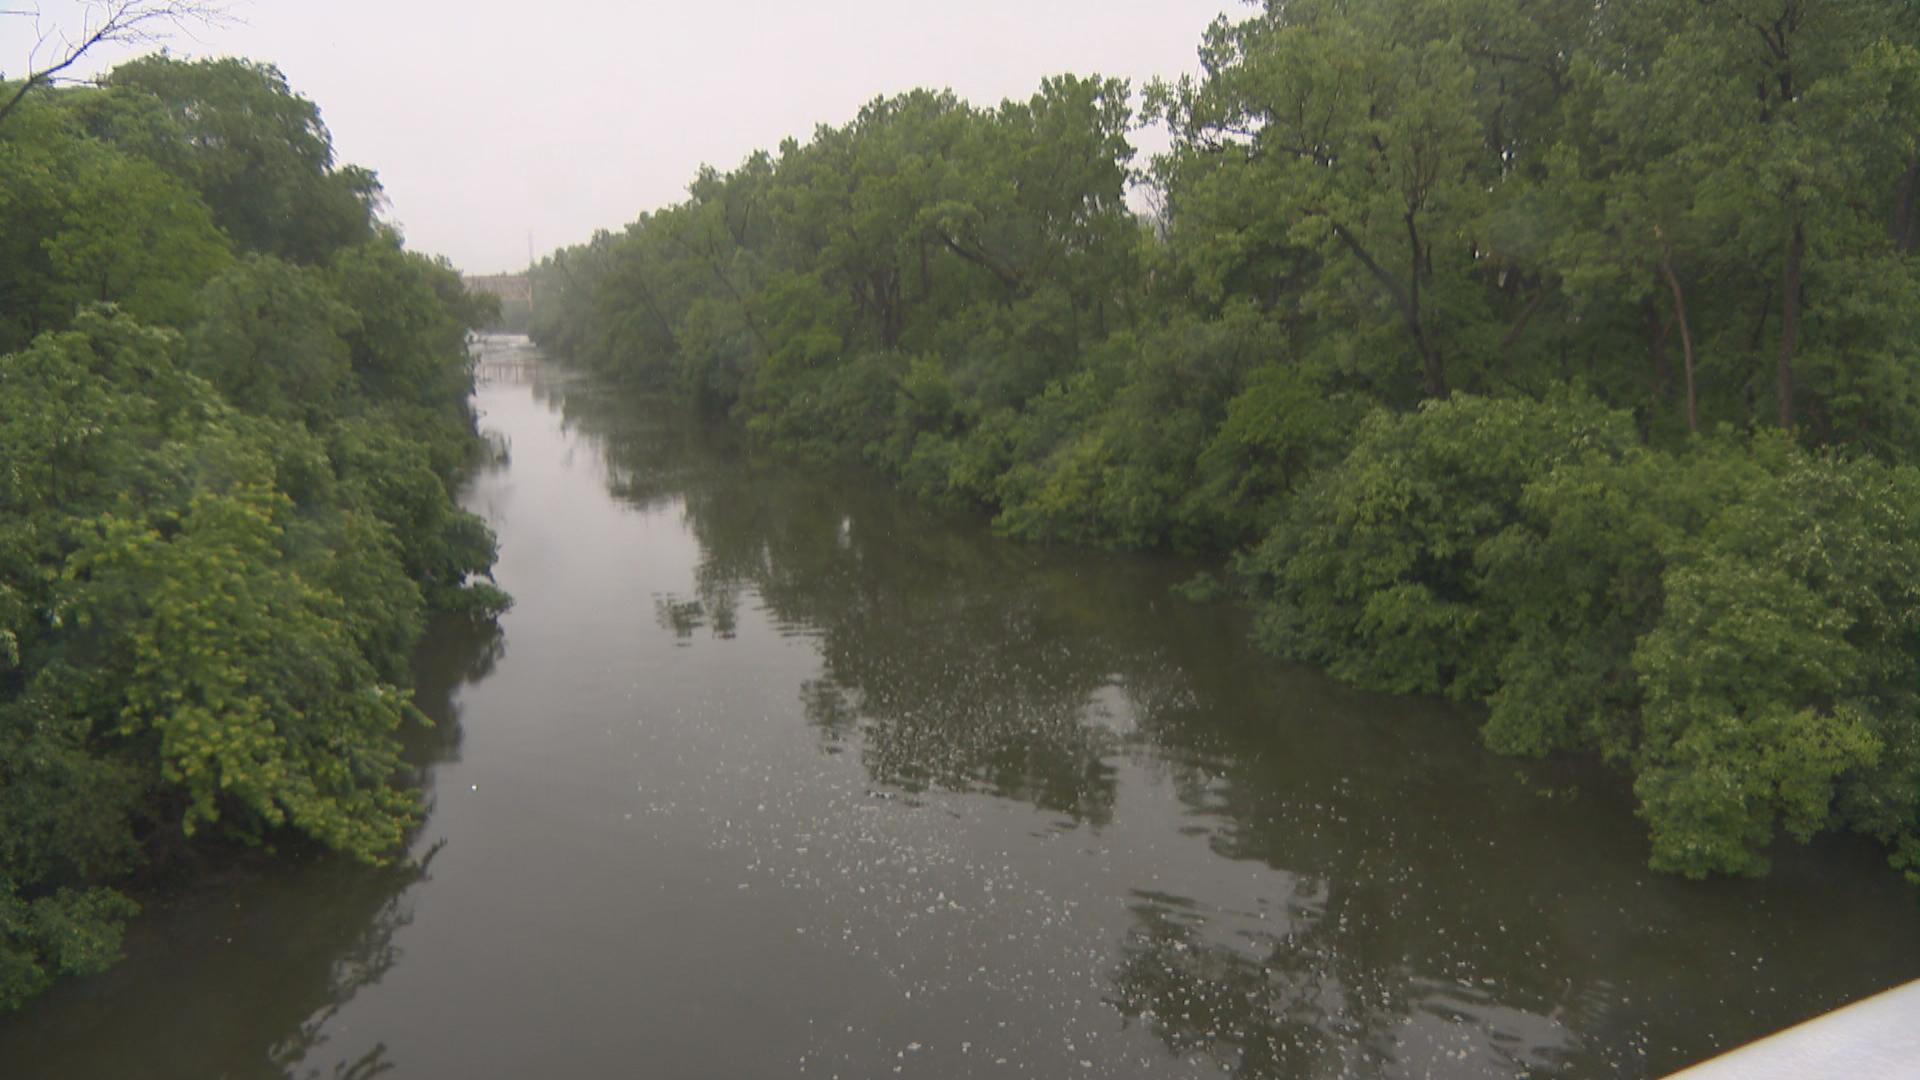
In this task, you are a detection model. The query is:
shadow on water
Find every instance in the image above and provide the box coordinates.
[540,364,1920,1078]
[0,615,505,1080]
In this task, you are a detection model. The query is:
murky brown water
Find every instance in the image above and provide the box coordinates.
[3,335,1916,1079]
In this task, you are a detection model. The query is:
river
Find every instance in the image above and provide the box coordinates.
[3,335,1917,1079]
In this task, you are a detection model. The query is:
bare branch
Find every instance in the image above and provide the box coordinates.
[0,0,233,126]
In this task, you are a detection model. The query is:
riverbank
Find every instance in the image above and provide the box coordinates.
[525,0,1920,887]
[7,341,1911,1078]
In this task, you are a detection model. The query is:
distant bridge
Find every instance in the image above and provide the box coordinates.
[465,273,532,304]
[465,273,534,332]
[474,356,542,385]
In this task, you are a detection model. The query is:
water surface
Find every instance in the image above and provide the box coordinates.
[4,335,1916,1079]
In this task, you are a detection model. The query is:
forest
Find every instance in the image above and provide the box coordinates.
[529,0,1920,886]
[0,57,504,1008]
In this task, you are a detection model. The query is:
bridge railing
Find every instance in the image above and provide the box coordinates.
[1662,979,1920,1079]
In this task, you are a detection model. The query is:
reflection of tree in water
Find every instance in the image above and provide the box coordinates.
[552,373,1128,823]
[265,845,443,1080]
[531,373,723,516]
[403,614,505,768]
[1095,648,1901,1077]
[262,618,504,1078]
[653,591,737,641]
[1107,883,1584,1080]
[0,615,504,1080]
[284,617,507,1078]
[1109,885,1379,1079]
[549,374,1594,1069]
[543,369,1920,1080]
[1102,671,1623,1078]
[798,677,858,753]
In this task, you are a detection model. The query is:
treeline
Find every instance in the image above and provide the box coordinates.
[0,58,504,1008]
[531,0,1920,884]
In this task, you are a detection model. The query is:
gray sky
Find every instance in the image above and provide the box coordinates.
[9,1,1241,273]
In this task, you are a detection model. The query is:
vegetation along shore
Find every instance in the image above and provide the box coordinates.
[528,0,1920,888]
[0,55,507,1009]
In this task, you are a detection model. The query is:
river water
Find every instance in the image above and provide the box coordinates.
[4,335,1917,1079]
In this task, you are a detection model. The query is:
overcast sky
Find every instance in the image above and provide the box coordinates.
[9,1,1243,273]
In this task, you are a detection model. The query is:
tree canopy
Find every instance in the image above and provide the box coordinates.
[532,0,1920,885]
[0,57,503,1009]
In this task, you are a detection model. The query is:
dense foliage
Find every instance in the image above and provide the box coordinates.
[532,0,1920,884]
[0,58,504,1008]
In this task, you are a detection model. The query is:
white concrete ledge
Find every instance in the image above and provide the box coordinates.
[1664,979,1920,1079]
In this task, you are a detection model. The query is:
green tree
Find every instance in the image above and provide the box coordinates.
[0,48,504,1009]
[103,56,380,264]
[0,96,230,350]
[187,256,356,424]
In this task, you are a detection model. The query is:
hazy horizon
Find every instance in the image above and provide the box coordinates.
[7,1,1242,273]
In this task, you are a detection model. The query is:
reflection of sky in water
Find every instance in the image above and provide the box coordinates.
[4,338,1914,1080]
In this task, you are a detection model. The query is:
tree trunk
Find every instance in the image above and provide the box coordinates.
[1499,285,1546,354]
[631,275,680,355]
[1406,213,1446,398]
[1330,221,1446,397]
[1893,154,1919,254]
[1746,288,1772,353]
[1658,251,1699,435]
[935,230,1020,292]
[1419,343,1448,399]
[1777,220,1804,429]
[875,269,903,350]
[1645,297,1671,403]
